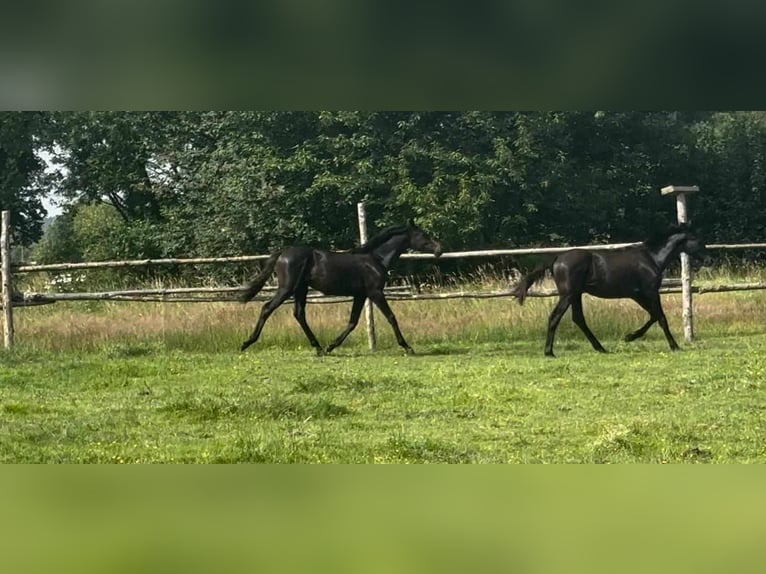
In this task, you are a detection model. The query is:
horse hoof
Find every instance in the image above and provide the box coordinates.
[544,351,556,358]
[316,347,327,357]
[405,348,416,356]
[239,343,249,352]
[596,347,609,353]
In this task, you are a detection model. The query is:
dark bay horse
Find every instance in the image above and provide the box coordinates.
[239,220,442,355]
[511,225,704,357]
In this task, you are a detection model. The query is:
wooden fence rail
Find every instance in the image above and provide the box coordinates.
[14,255,272,273]
[13,281,766,307]
[14,242,766,274]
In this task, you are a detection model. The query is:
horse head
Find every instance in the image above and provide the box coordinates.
[676,223,707,262]
[406,218,443,258]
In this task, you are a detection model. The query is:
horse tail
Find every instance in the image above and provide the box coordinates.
[239,252,280,303]
[511,260,551,305]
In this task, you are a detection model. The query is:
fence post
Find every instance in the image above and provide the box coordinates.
[357,202,377,351]
[1,210,14,349]
[661,185,699,343]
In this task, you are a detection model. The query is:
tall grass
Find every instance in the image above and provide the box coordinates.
[13,268,766,354]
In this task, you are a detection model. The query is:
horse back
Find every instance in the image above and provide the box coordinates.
[306,249,378,295]
[274,246,315,284]
[555,247,658,298]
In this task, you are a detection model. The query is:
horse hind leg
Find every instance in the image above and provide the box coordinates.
[624,317,656,342]
[240,287,292,351]
[292,283,324,354]
[544,295,572,357]
[571,295,607,353]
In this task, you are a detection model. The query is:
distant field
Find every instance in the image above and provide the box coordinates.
[2,272,766,463]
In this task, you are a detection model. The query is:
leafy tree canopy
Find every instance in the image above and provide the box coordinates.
[22,110,766,268]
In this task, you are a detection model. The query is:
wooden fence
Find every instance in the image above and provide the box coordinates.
[3,200,766,349]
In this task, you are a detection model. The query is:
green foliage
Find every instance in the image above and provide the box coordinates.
[33,210,81,264]
[691,112,766,242]
[44,111,174,222]
[35,203,160,264]
[18,110,766,266]
[71,203,157,261]
[33,203,162,289]
[0,111,50,245]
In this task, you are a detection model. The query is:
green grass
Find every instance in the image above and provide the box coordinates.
[3,278,766,463]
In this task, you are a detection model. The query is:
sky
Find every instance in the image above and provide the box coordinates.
[42,194,62,217]
[38,149,64,217]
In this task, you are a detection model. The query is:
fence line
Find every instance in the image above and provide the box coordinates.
[4,203,766,349]
[10,247,766,309]
[14,254,272,273]
[706,243,766,250]
[13,281,766,307]
[16,285,413,305]
[13,242,766,274]
[12,245,633,273]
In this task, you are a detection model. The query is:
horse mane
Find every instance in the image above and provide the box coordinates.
[643,223,693,250]
[349,224,409,254]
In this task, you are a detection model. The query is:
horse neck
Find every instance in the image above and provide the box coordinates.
[648,234,686,271]
[371,234,409,269]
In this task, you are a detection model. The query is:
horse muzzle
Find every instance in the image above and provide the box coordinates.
[693,251,713,267]
[686,247,711,269]
[432,244,443,258]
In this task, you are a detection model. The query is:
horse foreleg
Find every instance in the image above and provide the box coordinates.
[571,296,607,353]
[624,294,662,344]
[653,300,680,351]
[369,293,414,355]
[325,296,366,354]
[240,288,291,351]
[544,295,572,357]
[626,294,679,350]
[624,294,655,342]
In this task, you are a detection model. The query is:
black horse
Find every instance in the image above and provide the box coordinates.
[511,225,705,357]
[239,220,443,355]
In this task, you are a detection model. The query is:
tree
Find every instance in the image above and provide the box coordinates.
[32,210,81,264]
[689,112,766,243]
[33,202,162,288]
[44,111,179,222]
[39,110,766,269]
[0,111,50,245]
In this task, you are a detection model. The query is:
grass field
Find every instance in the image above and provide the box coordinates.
[2,272,766,463]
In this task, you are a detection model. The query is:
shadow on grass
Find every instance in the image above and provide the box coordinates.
[324,341,533,359]
[382,434,479,463]
[159,390,353,423]
[102,341,167,359]
[291,374,399,394]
